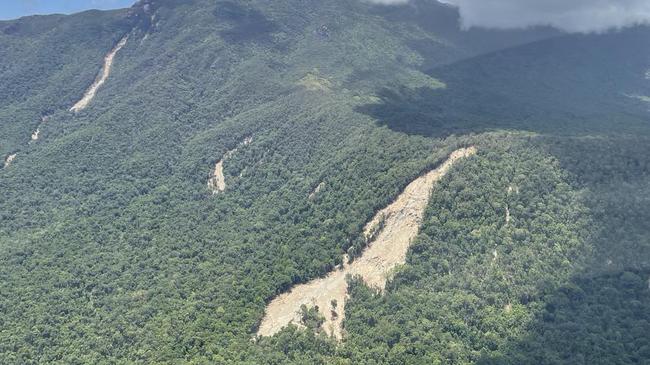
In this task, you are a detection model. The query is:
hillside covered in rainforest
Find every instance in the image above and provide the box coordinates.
[1,0,649,363]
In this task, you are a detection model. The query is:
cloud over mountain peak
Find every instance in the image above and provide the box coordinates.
[366,0,650,33]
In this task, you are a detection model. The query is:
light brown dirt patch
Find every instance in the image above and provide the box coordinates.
[4,153,17,168]
[70,36,128,112]
[257,147,476,339]
[208,137,253,194]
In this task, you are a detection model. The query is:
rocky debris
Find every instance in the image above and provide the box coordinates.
[70,36,129,113]
[309,182,325,200]
[129,0,156,17]
[208,136,253,194]
[127,0,159,35]
[505,184,517,224]
[208,160,227,193]
[257,147,477,340]
[4,153,17,168]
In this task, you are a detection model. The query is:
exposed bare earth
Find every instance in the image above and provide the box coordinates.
[257,147,477,339]
[208,137,253,194]
[208,160,227,193]
[4,154,17,168]
[70,36,128,113]
[31,115,50,142]
[298,73,332,92]
[505,185,518,224]
[309,182,325,200]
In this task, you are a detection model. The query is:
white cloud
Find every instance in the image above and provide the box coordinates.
[366,0,650,33]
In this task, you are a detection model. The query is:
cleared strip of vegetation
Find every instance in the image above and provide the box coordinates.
[208,160,227,193]
[208,136,253,194]
[3,153,17,168]
[257,147,477,339]
[309,182,325,200]
[70,36,128,113]
[30,115,50,142]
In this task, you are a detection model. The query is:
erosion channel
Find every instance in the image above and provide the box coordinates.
[257,147,477,339]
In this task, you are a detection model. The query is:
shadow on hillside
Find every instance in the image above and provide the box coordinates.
[476,268,650,365]
[538,136,650,272]
[355,75,649,139]
[355,84,612,139]
[356,26,650,139]
[355,85,532,138]
[214,1,279,44]
[473,136,650,364]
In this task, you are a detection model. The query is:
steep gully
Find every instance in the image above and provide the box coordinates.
[257,147,477,339]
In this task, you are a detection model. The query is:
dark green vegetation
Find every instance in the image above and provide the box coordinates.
[361,27,650,138]
[1,0,649,363]
[0,8,132,157]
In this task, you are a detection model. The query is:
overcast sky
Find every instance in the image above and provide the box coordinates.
[0,0,134,20]
[370,0,650,33]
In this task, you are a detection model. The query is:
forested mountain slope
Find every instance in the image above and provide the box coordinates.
[362,26,650,137]
[0,9,132,158]
[0,0,648,363]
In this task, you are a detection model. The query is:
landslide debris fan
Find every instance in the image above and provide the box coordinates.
[258,147,476,340]
[0,0,649,364]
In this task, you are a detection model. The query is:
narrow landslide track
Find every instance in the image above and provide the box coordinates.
[30,115,50,142]
[257,147,477,340]
[3,153,17,168]
[70,36,128,113]
[208,160,227,193]
[208,137,253,194]
[3,34,128,169]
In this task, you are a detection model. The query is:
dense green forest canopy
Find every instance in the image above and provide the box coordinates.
[0,0,648,363]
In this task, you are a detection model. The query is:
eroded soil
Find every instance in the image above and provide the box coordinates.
[257,147,477,339]
[70,36,128,112]
[3,153,17,168]
[208,136,253,194]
